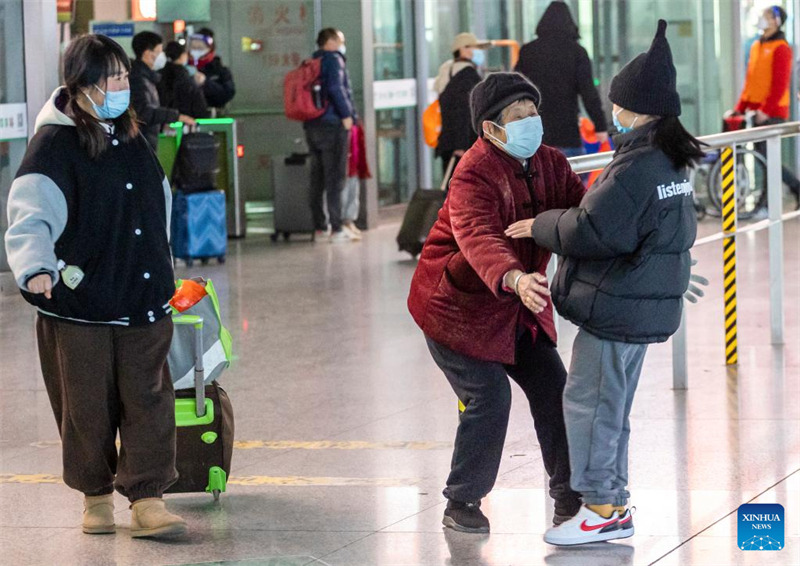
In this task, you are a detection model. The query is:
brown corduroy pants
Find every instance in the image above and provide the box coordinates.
[36,314,178,502]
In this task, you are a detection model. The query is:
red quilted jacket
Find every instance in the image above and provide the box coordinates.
[407,137,586,364]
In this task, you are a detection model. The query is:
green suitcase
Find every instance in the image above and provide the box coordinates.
[166,315,234,500]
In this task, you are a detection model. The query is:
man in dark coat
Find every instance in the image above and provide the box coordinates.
[434,32,483,175]
[515,1,608,158]
[408,72,586,534]
[130,31,195,150]
[303,28,359,243]
[159,41,210,120]
[189,28,236,110]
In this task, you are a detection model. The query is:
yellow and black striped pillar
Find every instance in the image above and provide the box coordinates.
[720,147,738,366]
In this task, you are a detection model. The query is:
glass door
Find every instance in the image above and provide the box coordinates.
[374,0,418,206]
[585,0,629,119]
[1,0,28,276]
[584,0,723,135]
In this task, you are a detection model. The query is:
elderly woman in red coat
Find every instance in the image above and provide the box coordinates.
[407,72,586,534]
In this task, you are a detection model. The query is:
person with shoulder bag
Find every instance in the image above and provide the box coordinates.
[433,32,484,175]
[304,28,360,243]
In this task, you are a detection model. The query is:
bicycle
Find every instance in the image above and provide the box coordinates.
[691,112,767,220]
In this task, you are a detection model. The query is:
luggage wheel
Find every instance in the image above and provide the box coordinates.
[218,256,226,264]
[283,232,291,242]
[186,259,194,268]
[201,258,210,266]
[212,489,221,502]
[270,232,279,242]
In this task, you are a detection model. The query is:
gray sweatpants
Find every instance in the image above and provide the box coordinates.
[563,328,648,506]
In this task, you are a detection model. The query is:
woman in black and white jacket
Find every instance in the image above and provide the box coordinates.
[5,34,186,538]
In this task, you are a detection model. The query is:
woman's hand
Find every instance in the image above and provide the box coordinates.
[27,273,53,299]
[179,114,197,126]
[754,110,770,125]
[518,273,550,314]
[505,218,535,239]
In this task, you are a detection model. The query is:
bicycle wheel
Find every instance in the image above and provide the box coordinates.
[688,161,711,213]
[708,148,767,220]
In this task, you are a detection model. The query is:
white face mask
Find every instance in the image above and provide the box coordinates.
[757,16,770,31]
[190,49,209,61]
[153,51,167,71]
[338,44,347,56]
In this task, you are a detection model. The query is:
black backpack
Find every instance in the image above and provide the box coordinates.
[172,132,220,193]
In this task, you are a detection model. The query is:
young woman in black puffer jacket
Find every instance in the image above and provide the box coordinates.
[508,21,704,546]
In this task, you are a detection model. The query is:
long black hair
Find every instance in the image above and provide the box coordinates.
[62,34,139,159]
[650,116,705,169]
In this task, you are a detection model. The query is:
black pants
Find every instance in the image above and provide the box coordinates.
[426,332,580,510]
[305,123,350,232]
[36,315,178,502]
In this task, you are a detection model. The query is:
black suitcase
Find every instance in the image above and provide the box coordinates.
[172,132,221,194]
[396,157,456,257]
[271,153,317,241]
[166,316,234,500]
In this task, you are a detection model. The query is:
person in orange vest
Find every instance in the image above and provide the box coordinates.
[730,5,800,208]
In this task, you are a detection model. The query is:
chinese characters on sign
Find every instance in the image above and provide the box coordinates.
[261,2,307,70]
[249,1,313,109]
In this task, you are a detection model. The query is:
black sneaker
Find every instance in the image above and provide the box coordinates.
[553,498,582,526]
[442,499,490,533]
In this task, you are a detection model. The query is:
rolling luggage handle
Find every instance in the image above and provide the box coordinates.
[172,314,206,418]
[441,156,457,192]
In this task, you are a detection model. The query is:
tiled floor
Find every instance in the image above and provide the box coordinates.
[0,216,797,566]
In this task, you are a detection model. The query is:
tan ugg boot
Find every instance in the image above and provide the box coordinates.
[83,494,115,534]
[130,498,187,538]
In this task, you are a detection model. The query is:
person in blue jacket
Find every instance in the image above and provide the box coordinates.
[304,28,360,243]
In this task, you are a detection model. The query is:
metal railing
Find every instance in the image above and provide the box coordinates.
[565,121,800,389]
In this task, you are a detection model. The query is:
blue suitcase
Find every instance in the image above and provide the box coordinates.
[172,190,227,267]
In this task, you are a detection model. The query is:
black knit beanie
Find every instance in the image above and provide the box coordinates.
[470,72,541,135]
[609,20,681,117]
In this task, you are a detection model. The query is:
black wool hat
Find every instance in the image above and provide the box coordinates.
[470,72,541,135]
[609,19,681,117]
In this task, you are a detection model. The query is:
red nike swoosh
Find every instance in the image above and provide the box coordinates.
[580,518,618,532]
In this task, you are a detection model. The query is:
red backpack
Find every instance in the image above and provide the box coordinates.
[284,58,328,121]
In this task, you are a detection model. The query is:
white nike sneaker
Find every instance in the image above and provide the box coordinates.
[544,505,621,546]
[607,507,635,541]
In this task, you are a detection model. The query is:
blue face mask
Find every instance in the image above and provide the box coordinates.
[85,85,130,120]
[613,107,638,134]
[486,115,543,160]
[471,49,485,67]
